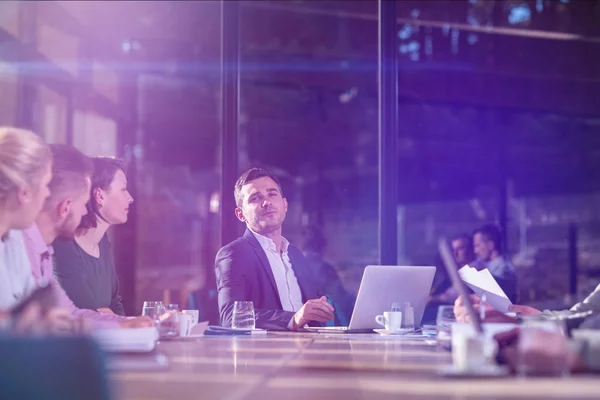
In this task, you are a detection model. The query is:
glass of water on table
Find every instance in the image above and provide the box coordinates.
[436,305,456,350]
[232,301,256,330]
[142,301,165,323]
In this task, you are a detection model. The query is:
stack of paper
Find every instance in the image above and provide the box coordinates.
[457,265,512,312]
[92,327,159,353]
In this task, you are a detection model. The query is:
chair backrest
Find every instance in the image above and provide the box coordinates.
[0,336,111,400]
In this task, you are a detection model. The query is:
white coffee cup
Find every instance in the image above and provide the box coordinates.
[452,332,498,371]
[179,313,193,337]
[182,310,199,326]
[375,311,402,331]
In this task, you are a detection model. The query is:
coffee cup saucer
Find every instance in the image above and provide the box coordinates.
[373,328,415,336]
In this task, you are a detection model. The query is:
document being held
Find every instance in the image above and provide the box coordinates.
[457,265,512,313]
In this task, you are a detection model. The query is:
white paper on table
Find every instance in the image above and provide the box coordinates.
[189,321,209,336]
[457,265,512,313]
[92,327,159,353]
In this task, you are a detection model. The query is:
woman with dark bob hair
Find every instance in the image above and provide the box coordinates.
[53,157,136,316]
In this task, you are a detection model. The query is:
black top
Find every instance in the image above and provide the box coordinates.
[53,234,124,315]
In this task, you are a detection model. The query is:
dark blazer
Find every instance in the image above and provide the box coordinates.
[215,229,319,330]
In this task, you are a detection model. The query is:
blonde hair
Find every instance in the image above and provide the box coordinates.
[0,126,52,202]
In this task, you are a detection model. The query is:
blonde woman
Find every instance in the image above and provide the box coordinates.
[0,126,76,334]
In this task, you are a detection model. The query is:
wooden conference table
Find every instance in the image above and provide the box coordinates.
[111,332,600,400]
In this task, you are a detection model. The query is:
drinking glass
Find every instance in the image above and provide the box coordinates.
[158,310,180,338]
[436,305,456,350]
[403,302,415,330]
[232,301,255,330]
[142,301,165,322]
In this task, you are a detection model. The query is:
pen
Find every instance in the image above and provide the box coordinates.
[480,294,486,321]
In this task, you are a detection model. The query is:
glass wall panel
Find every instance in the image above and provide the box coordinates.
[238,1,379,316]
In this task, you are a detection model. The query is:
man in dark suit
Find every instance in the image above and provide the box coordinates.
[215,168,334,330]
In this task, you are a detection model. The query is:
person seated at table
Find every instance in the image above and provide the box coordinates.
[455,281,600,328]
[53,157,133,316]
[471,224,518,302]
[215,168,334,331]
[0,126,85,336]
[430,233,477,304]
[23,144,151,329]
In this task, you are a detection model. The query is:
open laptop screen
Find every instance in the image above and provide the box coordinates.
[438,238,484,334]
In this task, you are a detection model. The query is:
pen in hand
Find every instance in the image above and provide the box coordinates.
[480,294,487,321]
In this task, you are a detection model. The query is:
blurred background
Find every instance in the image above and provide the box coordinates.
[1,0,600,323]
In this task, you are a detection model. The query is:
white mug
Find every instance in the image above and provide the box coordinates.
[452,332,498,371]
[182,310,199,326]
[179,313,193,337]
[375,311,402,331]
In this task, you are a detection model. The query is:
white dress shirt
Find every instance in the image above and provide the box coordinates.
[250,229,304,313]
[0,230,37,310]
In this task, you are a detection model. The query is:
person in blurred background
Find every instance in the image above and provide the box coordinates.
[452,233,476,268]
[23,145,150,329]
[299,225,354,326]
[53,157,133,316]
[472,224,518,302]
[0,126,82,335]
[215,168,334,330]
[430,233,477,304]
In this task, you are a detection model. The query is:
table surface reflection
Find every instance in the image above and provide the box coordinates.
[110,332,600,400]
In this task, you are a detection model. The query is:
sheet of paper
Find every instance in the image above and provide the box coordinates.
[458,265,512,313]
[189,321,209,335]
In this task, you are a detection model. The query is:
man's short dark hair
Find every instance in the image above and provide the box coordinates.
[451,233,473,249]
[473,224,502,252]
[234,168,283,207]
[45,144,94,208]
[79,157,127,229]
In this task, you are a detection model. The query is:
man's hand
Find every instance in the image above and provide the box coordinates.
[45,308,91,335]
[119,316,153,329]
[5,305,89,336]
[454,295,517,323]
[292,296,335,330]
[454,295,487,322]
[44,307,75,335]
[97,308,115,315]
[508,304,542,317]
[11,303,42,335]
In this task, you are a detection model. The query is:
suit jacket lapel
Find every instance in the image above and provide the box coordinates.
[243,229,281,307]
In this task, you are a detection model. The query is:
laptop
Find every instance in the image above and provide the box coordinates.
[305,265,436,333]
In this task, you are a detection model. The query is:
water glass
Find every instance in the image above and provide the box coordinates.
[436,305,456,349]
[403,302,415,330]
[232,301,255,330]
[517,319,569,377]
[158,310,180,338]
[142,301,165,322]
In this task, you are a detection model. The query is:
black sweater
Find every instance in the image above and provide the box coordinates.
[53,234,124,315]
